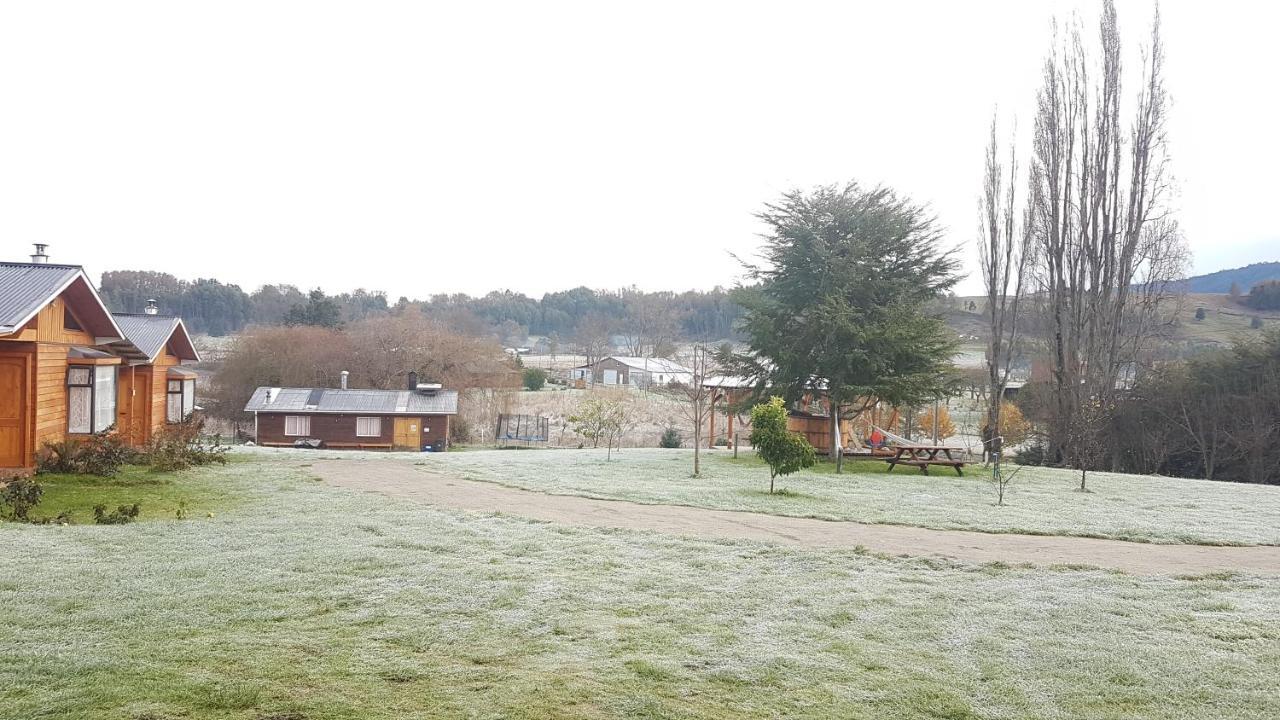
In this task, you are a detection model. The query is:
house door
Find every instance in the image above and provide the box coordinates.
[602,369,618,384]
[0,356,28,468]
[392,417,420,451]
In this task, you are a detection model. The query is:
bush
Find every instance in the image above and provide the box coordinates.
[982,401,1032,449]
[914,405,956,440]
[522,367,548,391]
[35,438,84,474]
[1014,442,1049,466]
[659,427,682,448]
[93,503,141,524]
[1194,307,1206,321]
[1,478,44,522]
[79,431,136,476]
[36,431,135,477]
[146,416,230,472]
[749,397,815,493]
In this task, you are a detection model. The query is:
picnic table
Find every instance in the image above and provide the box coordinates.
[882,443,967,476]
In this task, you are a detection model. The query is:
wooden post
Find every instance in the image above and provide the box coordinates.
[733,432,739,459]
[708,389,717,449]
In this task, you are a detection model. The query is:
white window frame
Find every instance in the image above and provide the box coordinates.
[356,417,381,437]
[284,415,311,437]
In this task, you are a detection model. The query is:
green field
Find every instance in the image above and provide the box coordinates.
[1,452,1278,719]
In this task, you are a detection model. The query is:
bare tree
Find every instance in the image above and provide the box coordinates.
[671,345,716,477]
[573,313,613,381]
[1027,1,1187,465]
[621,290,683,358]
[978,116,1035,501]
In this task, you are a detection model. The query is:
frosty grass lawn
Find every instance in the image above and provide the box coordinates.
[401,448,1280,546]
[2,452,1278,719]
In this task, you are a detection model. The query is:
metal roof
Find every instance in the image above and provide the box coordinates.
[0,263,98,335]
[243,386,459,415]
[573,356,693,374]
[111,313,201,363]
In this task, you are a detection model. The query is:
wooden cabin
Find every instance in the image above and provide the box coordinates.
[243,374,458,452]
[0,253,201,472]
[107,313,202,446]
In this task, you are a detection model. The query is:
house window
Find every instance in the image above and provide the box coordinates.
[67,366,117,434]
[166,378,197,423]
[356,417,381,437]
[284,415,311,437]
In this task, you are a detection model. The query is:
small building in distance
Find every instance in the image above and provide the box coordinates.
[569,356,692,388]
[243,372,458,452]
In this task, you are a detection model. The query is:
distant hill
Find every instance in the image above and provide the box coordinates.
[1184,262,1280,294]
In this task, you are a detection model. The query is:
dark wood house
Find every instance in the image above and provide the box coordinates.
[243,374,458,452]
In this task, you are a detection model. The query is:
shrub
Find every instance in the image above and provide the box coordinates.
[982,401,1032,449]
[914,405,956,440]
[749,397,815,493]
[659,427,682,448]
[1194,307,1206,321]
[79,431,136,477]
[35,438,84,474]
[94,503,141,524]
[146,416,230,472]
[1,478,44,522]
[36,431,134,477]
[522,367,548,391]
[1014,442,1049,466]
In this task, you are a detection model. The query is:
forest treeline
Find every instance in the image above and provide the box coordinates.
[97,270,743,345]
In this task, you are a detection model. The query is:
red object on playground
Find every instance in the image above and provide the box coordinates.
[870,429,885,447]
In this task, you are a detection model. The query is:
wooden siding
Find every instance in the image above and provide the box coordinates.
[256,412,451,451]
[0,290,198,466]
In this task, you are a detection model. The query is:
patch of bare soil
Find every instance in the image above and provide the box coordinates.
[309,459,1280,576]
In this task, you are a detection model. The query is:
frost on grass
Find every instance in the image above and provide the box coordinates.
[1,456,1278,719]
[305,446,1280,546]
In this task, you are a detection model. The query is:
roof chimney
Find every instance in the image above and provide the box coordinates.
[143,299,159,315]
[340,370,349,390]
[30,244,49,264]
[407,370,418,391]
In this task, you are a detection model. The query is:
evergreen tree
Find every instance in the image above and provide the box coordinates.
[731,182,959,471]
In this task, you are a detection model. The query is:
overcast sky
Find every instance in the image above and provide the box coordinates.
[1,1,1276,299]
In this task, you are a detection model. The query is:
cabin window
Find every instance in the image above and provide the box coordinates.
[63,308,83,331]
[67,366,117,434]
[356,417,381,437]
[284,415,311,437]
[166,378,197,423]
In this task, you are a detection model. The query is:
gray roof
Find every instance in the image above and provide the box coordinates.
[0,263,85,334]
[111,313,201,363]
[243,386,459,415]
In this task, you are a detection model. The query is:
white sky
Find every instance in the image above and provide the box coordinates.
[1,1,1276,298]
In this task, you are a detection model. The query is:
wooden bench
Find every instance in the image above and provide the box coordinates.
[882,444,967,476]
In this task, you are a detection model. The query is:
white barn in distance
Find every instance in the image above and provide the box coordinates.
[569,356,693,387]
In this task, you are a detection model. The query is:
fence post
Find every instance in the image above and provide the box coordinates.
[733,433,739,459]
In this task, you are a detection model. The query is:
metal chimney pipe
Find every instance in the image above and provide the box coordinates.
[30,243,49,264]
[408,371,418,392]
[340,370,349,390]
[143,299,159,315]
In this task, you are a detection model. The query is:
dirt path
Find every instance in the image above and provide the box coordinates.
[310,459,1280,576]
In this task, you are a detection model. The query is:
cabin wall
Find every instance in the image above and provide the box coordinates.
[146,351,181,439]
[1,296,104,466]
[254,412,451,450]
